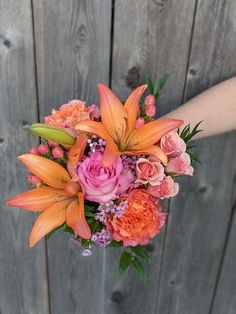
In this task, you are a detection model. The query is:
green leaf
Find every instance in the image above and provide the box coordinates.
[46,223,65,239]
[109,240,122,247]
[131,257,147,281]
[85,211,95,218]
[119,252,132,274]
[144,76,154,94]
[63,225,75,234]
[153,74,169,99]
[131,246,151,262]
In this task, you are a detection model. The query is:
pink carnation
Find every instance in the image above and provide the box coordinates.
[77,152,134,203]
[136,157,165,186]
[160,131,186,158]
[148,176,179,199]
[166,153,194,176]
[44,99,91,136]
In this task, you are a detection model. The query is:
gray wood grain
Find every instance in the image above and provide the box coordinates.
[0,1,49,313]
[156,0,236,313]
[211,161,236,314]
[104,1,197,313]
[32,1,112,313]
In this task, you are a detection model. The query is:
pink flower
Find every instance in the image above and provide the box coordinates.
[48,140,58,147]
[77,152,133,203]
[145,104,156,117]
[135,117,145,128]
[89,104,100,120]
[166,153,194,176]
[44,99,91,136]
[145,94,155,106]
[136,157,165,186]
[27,175,41,185]
[52,146,64,158]
[38,144,49,155]
[148,176,179,199]
[160,131,186,158]
[29,147,40,155]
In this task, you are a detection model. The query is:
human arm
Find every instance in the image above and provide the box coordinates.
[162,76,236,140]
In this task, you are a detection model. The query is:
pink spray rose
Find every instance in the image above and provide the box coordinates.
[148,176,179,199]
[77,152,134,203]
[145,94,155,106]
[160,131,186,158]
[136,157,165,186]
[145,104,156,117]
[166,152,194,176]
[135,117,145,128]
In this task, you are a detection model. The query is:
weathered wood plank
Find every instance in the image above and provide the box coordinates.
[156,0,236,313]
[211,173,236,314]
[0,1,49,313]
[104,1,197,313]
[32,1,112,313]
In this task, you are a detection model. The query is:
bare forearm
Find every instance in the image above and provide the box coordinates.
[162,76,236,139]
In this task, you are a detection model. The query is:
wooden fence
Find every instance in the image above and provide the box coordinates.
[1,1,236,313]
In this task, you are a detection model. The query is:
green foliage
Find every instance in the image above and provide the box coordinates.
[180,121,203,143]
[131,257,147,282]
[131,246,151,263]
[63,225,74,234]
[119,252,132,274]
[46,223,65,239]
[153,74,169,99]
[144,74,169,101]
[109,240,123,247]
[179,121,203,164]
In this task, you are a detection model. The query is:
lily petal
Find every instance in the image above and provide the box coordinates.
[103,143,121,167]
[98,83,127,143]
[124,84,147,138]
[29,199,71,247]
[66,193,91,239]
[18,154,70,189]
[75,120,113,142]
[130,145,168,166]
[7,187,69,212]
[67,133,88,180]
[127,119,183,149]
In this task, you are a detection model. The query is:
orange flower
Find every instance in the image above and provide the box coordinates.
[75,84,183,167]
[7,138,91,247]
[105,189,166,246]
[44,100,91,136]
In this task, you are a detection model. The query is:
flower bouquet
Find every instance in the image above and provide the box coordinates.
[7,76,201,280]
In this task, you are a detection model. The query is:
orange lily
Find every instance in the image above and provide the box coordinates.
[75,83,183,167]
[7,150,91,247]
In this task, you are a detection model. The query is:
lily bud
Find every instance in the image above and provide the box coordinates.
[30,123,75,145]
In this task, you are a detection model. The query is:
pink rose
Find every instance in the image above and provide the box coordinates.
[136,157,165,186]
[148,176,179,199]
[77,152,133,203]
[166,153,194,176]
[160,131,186,158]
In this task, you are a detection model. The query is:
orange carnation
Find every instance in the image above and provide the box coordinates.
[105,189,166,247]
[44,100,91,136]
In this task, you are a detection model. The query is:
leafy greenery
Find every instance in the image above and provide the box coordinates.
[179,121,203,164]
[46,223,65,239]
[119,252,132,274]
[131,257,147,282]
[179,121,203,143]
[109,240,123,247]
[131,246,151,263]
[144,74,169,101]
